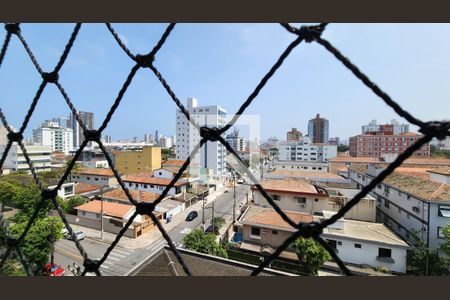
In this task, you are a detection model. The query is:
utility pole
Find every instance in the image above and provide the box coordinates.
[232,170,236,224]
[100,186,104,240]
[211,201,215,234]
[202,196,206,232]
[50,219,55,266]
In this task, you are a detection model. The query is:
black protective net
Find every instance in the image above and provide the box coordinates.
[0,23,449,276]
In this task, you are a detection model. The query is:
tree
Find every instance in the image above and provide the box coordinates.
[63,195,86,215]
[9,216,63,274]
[292,237,331,275]
[407,231,449,275]
[212,217,225,235]
[182,228,227,258]
[0,181,19,209]
[337,144,349,152]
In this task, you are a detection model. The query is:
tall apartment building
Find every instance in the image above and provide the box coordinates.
[71,111,94,148]
[225,128,247,152]
[278,136,337,162]
[286,128,302,142]
[159,136,173,148]
[175,97,227,175]
[308,113,329,143]
[33,121,74,155]
[362,119,409,135]
[114,146,161,174]
[52,116,71,129]
[349,128,430,158]
[144,133,153,143]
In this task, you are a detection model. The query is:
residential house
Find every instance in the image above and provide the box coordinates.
[70,167,118,187]
[122,175,188,195]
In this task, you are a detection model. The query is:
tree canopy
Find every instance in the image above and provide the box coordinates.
[292,237,331,275]
[182,228,228,258]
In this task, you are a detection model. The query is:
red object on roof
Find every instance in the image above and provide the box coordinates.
[43,263,65,276]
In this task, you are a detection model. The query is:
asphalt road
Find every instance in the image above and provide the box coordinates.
[168,184,250,244]
[54,184,250,276]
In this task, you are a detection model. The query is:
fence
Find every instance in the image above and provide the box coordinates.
[0,23,449,276]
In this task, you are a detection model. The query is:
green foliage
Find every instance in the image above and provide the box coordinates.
[161,148,174,160]
[440,224,450,258]
[182,228,228,258]
[430,145,450,159]
[212,217,225,235]
[0,258,27,276]
[10,217,63,274]
[63,195,86,215]
[337,145,349,152]
[407,231,449,275]
[0,181,19,209]
[292,237,331,275]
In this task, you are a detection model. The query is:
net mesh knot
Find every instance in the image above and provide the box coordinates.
[299,25,325,43]
[135,54,154,68]
[42,71,59,83]
[83,258,99,273]
[297,222,322,239]
[83,129,100,142]
[200,126,220,142]
[7,131,23,142]
[419,121,450,140]
[4,23,20,35]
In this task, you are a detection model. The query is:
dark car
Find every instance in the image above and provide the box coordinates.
[185,211,198,221]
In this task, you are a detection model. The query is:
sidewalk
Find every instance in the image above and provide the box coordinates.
[77,187,230,250]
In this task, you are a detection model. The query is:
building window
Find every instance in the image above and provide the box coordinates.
[384,200,390,209]
[326,239,337,250]
[272,230,278,235]
[86,177,90,180]
[378,248,392,259]
[295,197,307,204]
[250,227,261,239]
[314,198,318,202]
[81,211,86,216]
[438,205,450,218]
[271,194,280,201]
[354,243,362,249]
[438,227,445,239]
[95,177,99,181]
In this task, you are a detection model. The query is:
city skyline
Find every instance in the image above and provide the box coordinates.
[1,24,449,143]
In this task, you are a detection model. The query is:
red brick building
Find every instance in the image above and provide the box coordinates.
[349,130,429,158]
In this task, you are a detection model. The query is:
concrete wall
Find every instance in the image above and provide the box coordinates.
[125,180,185,195]
[71,173,118,187]
[115,146,161,174]
[253,190,375,222]
[242,224,295,251]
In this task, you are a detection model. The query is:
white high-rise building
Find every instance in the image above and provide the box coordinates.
[225,128,247,152]
[33,121,73,154]
[175,97,227,175]
[52,116,71,129]
[160,136,173,148]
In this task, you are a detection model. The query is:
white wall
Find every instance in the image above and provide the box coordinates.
[322,234,408,273]
[124,180,185,195]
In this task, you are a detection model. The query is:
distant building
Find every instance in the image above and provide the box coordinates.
[0,143,51,173]
[286,128,302,142]
[52,116,71,129]
[71,111,94,148]
[123,174,188,195]
[349,131,430,158]
[155,130,159,145]
[308,113,329,144]
[329,137,340,146]
[32,120,73,154]
[70,167,118,187]
[362,119,409,135]
[144,133,153,144]
[175,97,227,176]
[278,136,337,162]
[114,146,161,174]
[160,136,173,149]
[225,128,247,152]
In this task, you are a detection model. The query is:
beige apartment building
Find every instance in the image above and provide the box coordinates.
[114,146,161,174]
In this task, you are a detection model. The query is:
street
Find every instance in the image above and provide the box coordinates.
[53,184,251,276]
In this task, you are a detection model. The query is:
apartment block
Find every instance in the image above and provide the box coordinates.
[308,113,329,143]
[175,97,227,176]
[349,129,430,158]
[71,111,94,148]
[33,120,73,154]
[70,167,118,187]
[278,136,337,163]
[348,163,450,250]
[286,128,302,142]
[114,146,161,174]
[225,128,247,152]
[0,144,51,173]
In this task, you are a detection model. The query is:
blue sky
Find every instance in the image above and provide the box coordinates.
[0,23,449,142]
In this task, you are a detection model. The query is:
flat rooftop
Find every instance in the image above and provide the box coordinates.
[255,178,325,196]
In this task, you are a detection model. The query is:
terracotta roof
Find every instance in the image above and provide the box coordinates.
[74,167,115,177]
[75,200,133,218]
[243,207,313,230]
[349,164,450,202]
[255,178,324,196]
[269,170,343,179]
[329,156,380,163]
[122,175,188,187]
[75,182,102,194]
[102,188,160,203]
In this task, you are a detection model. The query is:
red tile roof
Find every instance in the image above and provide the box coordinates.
[74,167,115,177]
[102,188,161,203]
[122,175,188,187]
[244,207,313,230]
[75,200,134,218]
[75,182,102,194]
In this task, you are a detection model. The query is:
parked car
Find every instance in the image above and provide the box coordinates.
[67,230,85,241]
[185,211,198,221]
[237,178,244,184]
[43,263,65,276]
